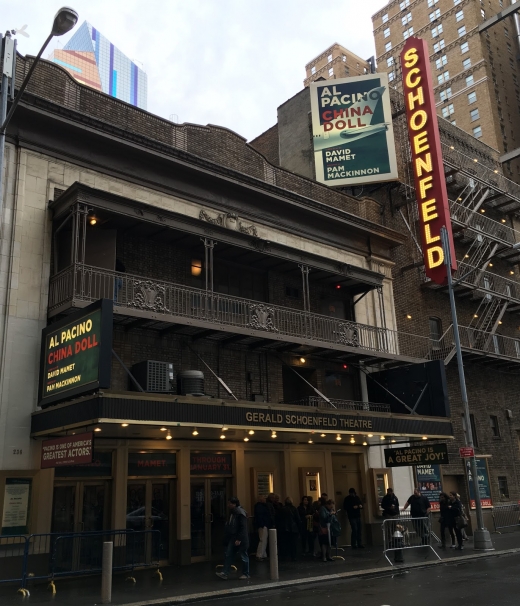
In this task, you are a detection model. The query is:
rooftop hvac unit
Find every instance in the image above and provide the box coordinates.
[178,370,205,396]
[130,360,174,393]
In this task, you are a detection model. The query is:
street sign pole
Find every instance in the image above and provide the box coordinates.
[441,226,494,551]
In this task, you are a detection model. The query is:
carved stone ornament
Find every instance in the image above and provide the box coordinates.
[336,321,359,347]
[248,304,278,332]
[199,208,257,237]
[130,279,168,312]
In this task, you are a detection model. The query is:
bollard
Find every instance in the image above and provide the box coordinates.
[101,541,113,604]
[268,528,278,581]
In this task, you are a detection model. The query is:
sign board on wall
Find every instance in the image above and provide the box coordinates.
[41,432,93,468]
[400,37,457,285]
[1,478,31,535]
[416,464,442,511]
[128,452,177,476]
[466,457,493,509]
[38,299,113,407]
[384,443,449,467]
[310,73,398,186]
[190,453,232,475]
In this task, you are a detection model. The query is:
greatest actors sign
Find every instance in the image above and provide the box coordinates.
[41,432,93,468]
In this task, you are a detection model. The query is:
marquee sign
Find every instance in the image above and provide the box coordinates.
[400,37,457,285]
[38,299,113,407]
[384,443,449,467]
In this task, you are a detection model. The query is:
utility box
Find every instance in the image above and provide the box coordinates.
[130,360,174,392]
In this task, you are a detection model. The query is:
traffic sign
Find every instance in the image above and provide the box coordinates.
[459,446,475,458]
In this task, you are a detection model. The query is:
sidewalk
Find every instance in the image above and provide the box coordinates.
[2,531,519,606]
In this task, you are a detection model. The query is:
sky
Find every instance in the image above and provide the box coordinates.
[0,0,386,141]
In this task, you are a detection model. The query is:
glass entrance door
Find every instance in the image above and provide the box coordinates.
[52,482,109,533]
[126,481,170,560]
[190,478,230,562]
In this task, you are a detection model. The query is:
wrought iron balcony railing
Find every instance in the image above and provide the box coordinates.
[285,396,391,413]
[48,264,434,362]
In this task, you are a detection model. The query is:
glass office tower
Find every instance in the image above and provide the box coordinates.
[50,21,147,109]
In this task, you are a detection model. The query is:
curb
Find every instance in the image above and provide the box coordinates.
[122,547,520,606]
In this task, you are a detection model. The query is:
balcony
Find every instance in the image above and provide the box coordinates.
[49,263,434,365]
[284,396,391,413]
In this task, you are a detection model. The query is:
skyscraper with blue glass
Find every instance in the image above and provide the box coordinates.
[50,21,147,109]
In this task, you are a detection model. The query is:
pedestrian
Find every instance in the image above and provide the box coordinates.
[253,495,270,561]
[329,501,342,554]
[312,496,327,557]
[343,488,364,548]
[403,487,431,545]
[438,492,455,549]
[457,493,469,541]
[280,497,301,561]
[297,495,313,555]
[318,499,334,562]
[216,497,250,580]
[447,491,465,550]
[381,487,399,518]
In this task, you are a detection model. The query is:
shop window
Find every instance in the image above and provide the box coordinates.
[490,415,500,437]
[498,476,509,498]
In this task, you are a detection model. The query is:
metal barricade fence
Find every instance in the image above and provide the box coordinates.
[382,517,440,566]
[0,529,161,589]
[396,510,441,543]
[0,536,27,586]
[492,503,520,533]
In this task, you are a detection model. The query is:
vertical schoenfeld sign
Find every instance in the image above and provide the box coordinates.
[310,73,398,186]
[400,37,457,285]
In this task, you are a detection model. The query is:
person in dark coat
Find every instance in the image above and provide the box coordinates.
[447,491,464,550]
[438,492,455,548]
[254,495,271,561]
[404,487,431,545]
[297,496,313,555]
[381,488,399,518]
[216,497,250,580]
[318,499,334,562]
[280,497,301,561]
[343,488,364,548]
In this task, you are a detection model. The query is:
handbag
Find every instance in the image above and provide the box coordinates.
[318,525,329,536]
[455,515,468,529]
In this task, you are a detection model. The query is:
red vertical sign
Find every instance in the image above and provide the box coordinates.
[400,37,457,285]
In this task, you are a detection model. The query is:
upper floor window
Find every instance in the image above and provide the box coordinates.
[454,0,461,4]
[440,88,452,101]
[473,125,483,138]
[468,91,477,104]
[466,74,474,86]
[342,55,347,62]
[429,317,443,348]
[456,10,464,21]
[430,8,441,21]
[399,0,410,9]
[461,41,469,53]
[470,108,480,121]
[328,67,334,77]
[462,413,479,447]
[328,54,333,62]
[507,42,512,53]
[385,41,392,52]
[384,27,391,38]
[442,103,454,117]
[458,25,466,37]
[436,54,448,69]
[428,0,439,6]
[402,12,412,26]
[389,71,396,82]
[481,8,486,19]
[403,26,414,40]
[387,56,394,67]
[498,476,509,498]
[311,66,316,75]
[490,415,501,437]
[438,71,450,84]
[382,13,389,23]
[432,24,443,38]
[463,57,472,69]
[434,39,446,53]
[504,27,509,38]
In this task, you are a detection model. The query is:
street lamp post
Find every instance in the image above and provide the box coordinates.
[0,7,78,225]
[440,226,494,551]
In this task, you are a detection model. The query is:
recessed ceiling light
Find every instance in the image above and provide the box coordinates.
[422,436,428,440]
[166,431,172,440]
[380,435,385,440]
[160,427,167,432]
[391,439,396,443]
[406,314,412,319]
[300,357,306,364]
[271,431,277,438]
[336,434,342,441]
[368,434,373,438]
[94,427,102,432]
[222,427,228,431]
[220,434,226,440]
[308,439,313,444]
[248,430,255,435]
[320,433,326,438]
[192,428,199,436]
[244,437,249,442]
[121,423,129,427]
[362,441,368,446]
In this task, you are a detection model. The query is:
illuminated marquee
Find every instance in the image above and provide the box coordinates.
[400,37,456,285]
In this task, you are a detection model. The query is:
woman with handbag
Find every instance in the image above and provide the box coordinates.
[447,491,465,550]
[439,492,456,548]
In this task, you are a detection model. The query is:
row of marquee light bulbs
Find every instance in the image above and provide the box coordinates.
[95,424,430,444]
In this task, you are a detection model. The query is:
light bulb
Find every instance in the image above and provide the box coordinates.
[192,429,199,436]
[248,430,255,435]
[220,434,226,440]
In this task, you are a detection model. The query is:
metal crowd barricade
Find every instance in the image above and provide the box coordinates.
[492,503,520,533]
[382,516,440,566]
[397,509,441,543]
[0,535,27,586]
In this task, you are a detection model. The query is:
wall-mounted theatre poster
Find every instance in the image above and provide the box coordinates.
[38,299,113,407]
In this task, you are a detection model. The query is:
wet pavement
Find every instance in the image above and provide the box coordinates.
[1,531,519,605]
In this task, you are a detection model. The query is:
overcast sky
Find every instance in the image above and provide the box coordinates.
[1,0,385,141]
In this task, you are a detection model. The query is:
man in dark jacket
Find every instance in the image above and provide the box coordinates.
[254,495,270,561]
[343,488,364,548]
[216,497,250,579]
[381,488,400,518]
[404,487,431,545]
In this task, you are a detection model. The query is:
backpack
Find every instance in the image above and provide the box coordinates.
[330,514,342,537]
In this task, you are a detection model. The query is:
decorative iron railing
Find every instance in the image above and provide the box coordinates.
[285,396,391,413]
[49,264,434,361]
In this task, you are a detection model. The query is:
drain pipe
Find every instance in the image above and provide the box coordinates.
[513,0,520,54]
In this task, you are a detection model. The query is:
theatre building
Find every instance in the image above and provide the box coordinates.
[0,53,452,564]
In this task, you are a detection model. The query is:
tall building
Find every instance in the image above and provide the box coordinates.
[372,0,520,180]
[304,43,372,87]
[49,20,147,109]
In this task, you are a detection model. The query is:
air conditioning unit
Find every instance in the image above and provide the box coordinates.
[130,360,174,393]
[177,370,205,396]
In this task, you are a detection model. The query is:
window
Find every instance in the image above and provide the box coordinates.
[402,12,412,25]
[438,71,450,84]
[285,286,299,299]
[461,41,469,53]
[458,25,466,37]
[498,477,509,499]
[399,0,410,9]
[436,55,448,69]
[507,42,512,54]
[434,39,446,52]
[429,317,443,349]
[451,120,456,125]
[454,0,461,4]
[462,414,479,447]
[430,8,441,21]
[311,66,316,75]
[442,103,455,117]
[328,67,334,77]
[440,88,452,101]
[504,27,509,38]
[344,66,350,75]
[466,74,474,86]
[428,0,438,6]
[389,71,395,82]
[490,415,500,437]
[387,56,394,67]
[468,91,477,104]
[384,27,391,38]
[328,54,333,62]
[342,55,347,62]
[382,13,389,23]
[385,41,392,52]
[403,26,414,39]
[463,58,471,69]
[514,339,520,358]
[456,10,464,21]
[470,108,480,121]
[432,24,443,37]
[473,125,482,138]
[499,0,503,7]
